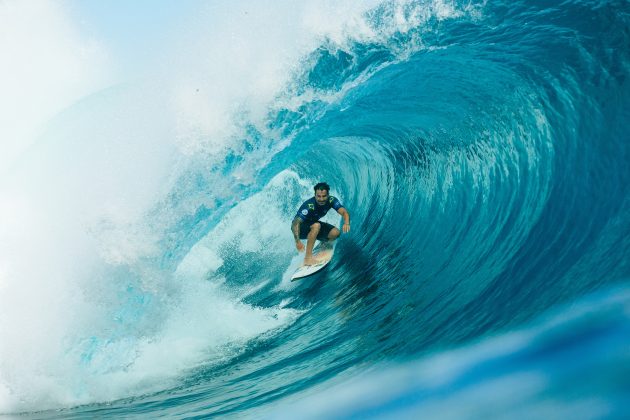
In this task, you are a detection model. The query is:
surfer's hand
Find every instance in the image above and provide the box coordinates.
[296,241,305,252]
[342,222,350,233]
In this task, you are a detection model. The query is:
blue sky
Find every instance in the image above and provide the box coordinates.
[69,0,200,75]
[0,1,204,173]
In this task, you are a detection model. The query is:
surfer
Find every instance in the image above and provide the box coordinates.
[291,182,351,266]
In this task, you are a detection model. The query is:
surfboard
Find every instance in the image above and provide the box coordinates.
[290,243,335,281]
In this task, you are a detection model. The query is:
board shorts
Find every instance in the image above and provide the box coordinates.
[299,220,336,241]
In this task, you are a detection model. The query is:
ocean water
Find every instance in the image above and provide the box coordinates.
[1,0,629,418]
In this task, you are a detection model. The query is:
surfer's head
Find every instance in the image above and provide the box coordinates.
[314,182,330,206]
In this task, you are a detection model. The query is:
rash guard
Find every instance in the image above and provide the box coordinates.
[295,196,344,223]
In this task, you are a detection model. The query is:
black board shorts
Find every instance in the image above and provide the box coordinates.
[299,220,335,241]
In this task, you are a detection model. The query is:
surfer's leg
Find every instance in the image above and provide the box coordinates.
[304,222,321,265]
[315,223,336,243]
[327,227,340,241]
[315,225,339,250]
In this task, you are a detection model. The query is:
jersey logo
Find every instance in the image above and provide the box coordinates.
[329,196,334,203]
[301,209,308,215]
[308,204,315,210]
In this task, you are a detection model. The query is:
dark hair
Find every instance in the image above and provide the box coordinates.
[314,182,330,192]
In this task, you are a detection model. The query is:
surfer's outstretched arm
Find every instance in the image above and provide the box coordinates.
[337,208,351,233]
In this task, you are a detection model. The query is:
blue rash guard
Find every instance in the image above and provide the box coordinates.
[295,196,344,223]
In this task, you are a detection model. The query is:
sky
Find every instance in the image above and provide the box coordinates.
[68,0,198,73]
[0,0,199,176]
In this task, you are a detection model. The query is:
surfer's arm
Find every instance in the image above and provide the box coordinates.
[291,217,305,251]
[337,208,351,233]
[291,217,302,241]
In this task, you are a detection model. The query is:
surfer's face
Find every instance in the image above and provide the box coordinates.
[315,189,329,206]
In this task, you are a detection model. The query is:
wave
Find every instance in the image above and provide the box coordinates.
[274,287,630,419]
[1,0,629,416]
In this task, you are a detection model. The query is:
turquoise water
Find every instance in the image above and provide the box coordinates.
[1,1,629,418]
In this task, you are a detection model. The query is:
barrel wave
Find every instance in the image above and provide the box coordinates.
[1,0,629,418]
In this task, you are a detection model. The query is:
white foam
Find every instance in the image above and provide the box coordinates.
[166,1,384,157]
[176,170,308,278]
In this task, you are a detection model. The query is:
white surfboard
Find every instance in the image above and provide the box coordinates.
[290,243,335,281]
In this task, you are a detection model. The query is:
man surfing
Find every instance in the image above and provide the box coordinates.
[291,182,351,266]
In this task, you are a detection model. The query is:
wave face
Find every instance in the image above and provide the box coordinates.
[1,0,629,417]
